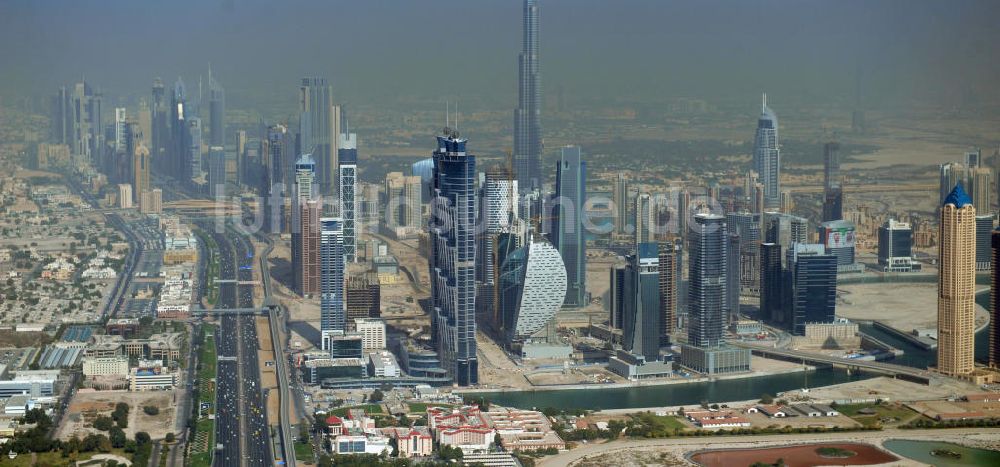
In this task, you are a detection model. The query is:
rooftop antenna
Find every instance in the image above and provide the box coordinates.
[208,62,212,86]
[456,100,460,133]
[446,101,450,129]
[762,92,767,112]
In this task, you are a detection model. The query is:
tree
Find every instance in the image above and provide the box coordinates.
[109,427,127,448]
[142,406,159,416]
[165,432,176,443]
[759,393,774,404]
[92,416,113,431]
[370,389,384,403]
[134,432,151,446]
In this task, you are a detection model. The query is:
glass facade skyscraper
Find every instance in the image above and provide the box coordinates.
[787,243,837,336]
[320,217,345,349]
[514,0,542,193]
[299,77,341,196]
[753,94,780,209]
[339,133,358,263]
[623,243,661,361]
[553,145,586,308]
[688,213,727,348]
[429,133,478,386]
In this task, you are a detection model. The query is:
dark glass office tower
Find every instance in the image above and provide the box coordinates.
[609,265,626,329]
[688,214,727,348]
[726,233,741,322]
[658,241,678,345]
[151,78,168,168]
[760,243,783,325]
[429,132,478,386]
[514,0,542,193]
[822,142,843,222]
[622,243,661,361]
[170,78,189,182]
[976,215,993,271]
[208,69,225,147]
[787,244,837,336]
[553,145,586,308]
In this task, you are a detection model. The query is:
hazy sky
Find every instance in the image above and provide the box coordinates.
[2,0,998,111]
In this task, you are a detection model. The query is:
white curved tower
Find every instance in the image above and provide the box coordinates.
[501,235,567,342]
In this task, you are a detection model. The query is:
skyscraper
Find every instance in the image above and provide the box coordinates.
[477,165,518,321]
[634,193,653,245]
[429,131,478,386]
[609,264,626,330]
[681,213,751,374]
[151,78,168,166]
[299,77,341,196]
[207,146,226,197]
[553,145,586,308]
[208,68,225,147]
[970,167,993,215]
[822,142,843,222]
[320,217,345,348]
[760,243,784,325]
[170,78,189,182]
[787,243,837,336]
[498,234,566,347]
[261,125,291,233]
[658,241,678,346]
[613,172,629,235]
[187,116,202,183]
[819,219,858,269]
[132,143,150,205]
[991,229,1000,368]
[513,0,542,193]
[937,184,976,377]
[688,214,726,348]
[726,211,761,294]
[753,94,780,209]
[726,233,741,322]
[622,243,661,361]
[939,162,966,205]
[292,154,320,297]
[878,219,914,272]
[339,132,358,263]
[114,108,128,153]
[384,172,422,238]
[976,214,993,271]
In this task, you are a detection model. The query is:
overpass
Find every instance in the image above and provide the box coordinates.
[736,344,934,385]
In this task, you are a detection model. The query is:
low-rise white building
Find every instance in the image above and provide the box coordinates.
[367,351,400,378]
[354,318,386,350]
[130,367,176,391]
[82,356,129,378]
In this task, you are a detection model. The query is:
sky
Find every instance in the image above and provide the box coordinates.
[1,0,999,111]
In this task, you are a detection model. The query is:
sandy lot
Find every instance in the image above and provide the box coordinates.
[59,390,178,440]
[837,283,990,331]
[783,377,979,405]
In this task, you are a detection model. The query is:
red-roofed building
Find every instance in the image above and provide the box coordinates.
[427,405,494,452]
[383,427,433,458]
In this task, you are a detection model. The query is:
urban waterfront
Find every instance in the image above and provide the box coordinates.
[476,307,992,411]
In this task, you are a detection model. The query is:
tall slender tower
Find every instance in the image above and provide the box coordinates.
[990,228,1000,368]
[299,77,341,196]
[292,154,320,296]
[822,142,843,222]
[937,184,976,376]
[319,217,345,349]
[753,94,780,209]
[338,132,358,263]
[553,145,586,308]
[688,213,727,348]
[151,79,168,169]
[514,0,542,193]
[208,67,225,147]
[429,131,478,386]
[613,172,629,234]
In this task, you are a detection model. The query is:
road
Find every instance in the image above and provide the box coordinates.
[207,224,273,467]
[538,427,1000,467]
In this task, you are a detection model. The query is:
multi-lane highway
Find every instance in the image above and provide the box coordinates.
[206,224,272,467]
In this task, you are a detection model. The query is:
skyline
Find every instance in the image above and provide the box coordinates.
[4,1,1000,112]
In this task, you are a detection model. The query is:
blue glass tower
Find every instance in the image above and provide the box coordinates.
[553,145,586,308]
[514,0,542,193]
[429,132,478,386]
[623,243,661,361]
[320,217,345,347]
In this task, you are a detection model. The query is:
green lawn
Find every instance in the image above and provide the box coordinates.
[194,229,220,305]
[5,449,130,467]
[294,441,315,463]
[189,325,218,467]
[836,403,918,425]
[644,414,688,430]
[330,404,384,417]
